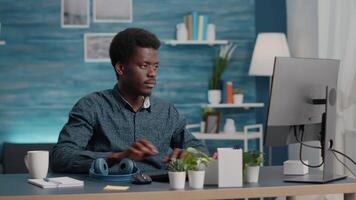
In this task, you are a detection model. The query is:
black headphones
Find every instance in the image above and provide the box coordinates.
[89,158,139,182]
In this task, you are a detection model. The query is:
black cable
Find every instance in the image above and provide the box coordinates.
[293,128,322,149]
[294,125,324,168]
[332,150,356,178]
[331,148,356,167]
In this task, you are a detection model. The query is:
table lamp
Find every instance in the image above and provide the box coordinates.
[249,33,290,76]
[248,32,290,165]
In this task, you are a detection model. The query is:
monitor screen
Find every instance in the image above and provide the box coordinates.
[265,57,339,146]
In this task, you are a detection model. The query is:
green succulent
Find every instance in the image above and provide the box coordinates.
[167,159,186,172]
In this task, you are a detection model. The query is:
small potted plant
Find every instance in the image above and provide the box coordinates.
[167,159,186,190]
[208,43,237,104]
[183,147,209,189]
[233,88,244,104]
[243,151,263,183]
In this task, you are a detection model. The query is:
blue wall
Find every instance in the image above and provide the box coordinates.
[255,0,288,165]
[0,0,286,163]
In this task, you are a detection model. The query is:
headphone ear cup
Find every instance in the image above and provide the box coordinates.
[117,158,135,174]
[93,158,109,176]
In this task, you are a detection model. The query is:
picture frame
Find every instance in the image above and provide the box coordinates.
[205,113,221,133]
[61,0,90,28]
[93,0,133,23]
[84,33,116,62]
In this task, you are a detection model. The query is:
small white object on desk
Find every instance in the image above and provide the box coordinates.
[283,160,309,175]
[28,176,84,188]
[205,148,242,187]
[103,185,129,191]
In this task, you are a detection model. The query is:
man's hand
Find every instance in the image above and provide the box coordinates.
[126,139,158,161]
[106,139,158,166]
[162,148,185,163]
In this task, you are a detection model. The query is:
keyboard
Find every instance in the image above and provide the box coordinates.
[144,170,169,182]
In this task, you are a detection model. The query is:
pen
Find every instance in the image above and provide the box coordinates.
[43,178,62,185]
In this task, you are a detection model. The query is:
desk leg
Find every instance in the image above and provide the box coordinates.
[345,193,356,200]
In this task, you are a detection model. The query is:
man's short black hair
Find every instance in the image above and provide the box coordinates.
[109,28,161,79]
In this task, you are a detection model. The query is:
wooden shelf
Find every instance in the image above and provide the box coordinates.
[0,40,5,45]
[192,132,262,140]
[164,40,228,46]
[203,103,264,109]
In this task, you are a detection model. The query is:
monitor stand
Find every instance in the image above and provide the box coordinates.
[284,173,346,183]
[284,87,347,184]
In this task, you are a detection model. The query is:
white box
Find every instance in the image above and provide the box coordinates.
[204,148,243,187]
[283,160,309,175]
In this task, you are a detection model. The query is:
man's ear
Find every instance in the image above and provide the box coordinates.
[115,63,124,75]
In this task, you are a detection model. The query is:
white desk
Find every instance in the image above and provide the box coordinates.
[0,166,355,200]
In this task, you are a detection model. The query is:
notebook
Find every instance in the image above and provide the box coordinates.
[28,177,84,188]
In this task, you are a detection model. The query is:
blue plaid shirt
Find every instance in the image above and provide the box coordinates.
[50,84,207,173]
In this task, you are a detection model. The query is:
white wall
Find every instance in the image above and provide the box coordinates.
[286,0,319,57]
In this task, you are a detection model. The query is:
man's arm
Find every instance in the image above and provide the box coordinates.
[169,107,208,154]
[50,98,111,173]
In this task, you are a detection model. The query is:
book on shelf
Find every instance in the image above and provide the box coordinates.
[198,15,204,40]
[185,15,193,40]
[202,15,209,40]
[182,12,210,41]
[192,11,198,40]
[28,177,84,188]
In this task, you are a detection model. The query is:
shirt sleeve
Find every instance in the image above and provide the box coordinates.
[50,97,111,173]
[169,106,209,154]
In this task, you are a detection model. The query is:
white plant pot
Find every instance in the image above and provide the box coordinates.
[208,90,221,104]
[245,166,260,183]
[188,170,205,189]
[233,94,243,104]
[168,171,186,190]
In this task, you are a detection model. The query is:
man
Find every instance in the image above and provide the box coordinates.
[50,28,207,173]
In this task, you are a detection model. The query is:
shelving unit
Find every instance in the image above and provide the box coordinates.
[0,41,5,45]
[203,103,264,109]
[192,132,261,140]
[164,40,228,46]
[192,124,263,152]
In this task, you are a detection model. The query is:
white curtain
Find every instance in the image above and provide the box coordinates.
[318,0,356,176]
[285,0,356,199]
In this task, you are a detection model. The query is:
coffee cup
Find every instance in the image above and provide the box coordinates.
[24,151,49,179]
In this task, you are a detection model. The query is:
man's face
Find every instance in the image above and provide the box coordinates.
[119,47,159,96]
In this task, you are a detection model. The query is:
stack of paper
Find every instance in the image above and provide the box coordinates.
[28,177,84,188]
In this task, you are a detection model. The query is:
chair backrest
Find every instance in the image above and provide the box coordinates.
[2,143,55,174]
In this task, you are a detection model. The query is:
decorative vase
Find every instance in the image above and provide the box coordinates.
[208,90,221,104]
[168,171,186,190]
[176,23,188,41]
[233,94,243,104]
[200,121,206,133]
[207,24,216,42]
[223,118,236,134]
[188,170,205,189]
[245,166,260,183]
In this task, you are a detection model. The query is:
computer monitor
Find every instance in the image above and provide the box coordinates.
[265,57,346,183]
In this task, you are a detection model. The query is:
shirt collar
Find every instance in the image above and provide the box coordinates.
[112,84,151,111]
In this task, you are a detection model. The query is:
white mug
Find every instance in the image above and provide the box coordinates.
[24,151,49,179]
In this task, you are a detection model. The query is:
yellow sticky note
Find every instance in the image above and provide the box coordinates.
[103,185,130,191]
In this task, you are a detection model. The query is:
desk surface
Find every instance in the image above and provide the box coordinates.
[1,166,356,200]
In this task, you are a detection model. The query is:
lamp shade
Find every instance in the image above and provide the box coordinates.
[249,33,290,76]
